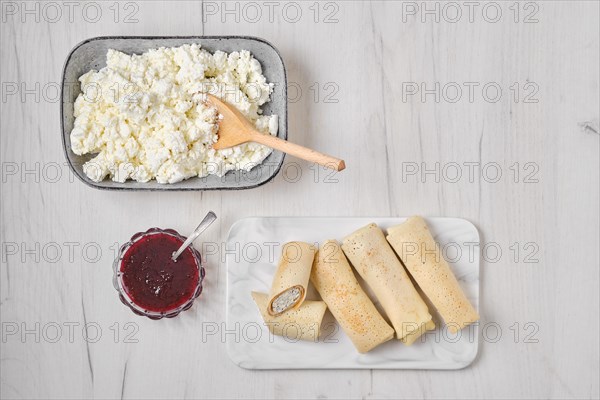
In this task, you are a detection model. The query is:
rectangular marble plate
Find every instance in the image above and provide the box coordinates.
[225,217,480,370]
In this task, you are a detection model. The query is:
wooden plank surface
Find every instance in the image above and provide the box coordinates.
[1,1,598,399]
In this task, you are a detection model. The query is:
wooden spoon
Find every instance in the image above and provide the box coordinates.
[205,94,346,171]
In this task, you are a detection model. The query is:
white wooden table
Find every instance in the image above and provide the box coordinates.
[1,1,598,399]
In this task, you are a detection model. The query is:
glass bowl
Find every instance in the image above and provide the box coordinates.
[113,227,205,319]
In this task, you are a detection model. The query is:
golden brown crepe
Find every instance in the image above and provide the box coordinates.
[386,216,479,334]
[402,319,436,345]
[252,292,327,341]
[311,240,395,353]
[267,242,316,316]
[342,223,435,344]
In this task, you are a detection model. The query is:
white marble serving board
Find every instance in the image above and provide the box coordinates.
[225,217,480,370]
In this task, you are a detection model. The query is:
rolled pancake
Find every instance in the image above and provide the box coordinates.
[268,242,316,316]
[311,240,394,353]
[252,292,327,341]
[386,216,479,334]
[342,223,435,344]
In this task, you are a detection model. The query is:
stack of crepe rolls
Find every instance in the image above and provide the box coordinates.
[251,292,327,341]
[251,218,478,350]
[253,241,328,342]
[386,216,479,333]
[342,223,435,345]
[311,240,395,353]
[267,242,315,316]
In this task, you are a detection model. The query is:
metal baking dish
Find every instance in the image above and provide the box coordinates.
[60,36,287,191]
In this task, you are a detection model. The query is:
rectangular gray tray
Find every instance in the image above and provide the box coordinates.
[61,36,287,191]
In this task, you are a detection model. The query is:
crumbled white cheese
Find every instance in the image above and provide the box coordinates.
[70,44,278,184]
[271,287,301,314]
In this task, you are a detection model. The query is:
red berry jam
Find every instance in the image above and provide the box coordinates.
[119,232,200,313]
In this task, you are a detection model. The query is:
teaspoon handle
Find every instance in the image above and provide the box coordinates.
[172,211,217,261]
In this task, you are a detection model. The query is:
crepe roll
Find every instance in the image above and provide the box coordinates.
[386,216,479,334]
[342,223,435,344]
[402,319,436,345]
[252,292,327,341]
[268,242,316,316]
[311,240,395,353]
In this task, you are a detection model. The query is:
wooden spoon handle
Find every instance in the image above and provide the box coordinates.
[250,133,346,171]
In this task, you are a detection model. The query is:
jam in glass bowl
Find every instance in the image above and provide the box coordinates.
[113,228,205,319]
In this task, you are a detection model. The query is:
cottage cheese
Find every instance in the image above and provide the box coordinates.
[70,44,278,183]
[271,287,302,314]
